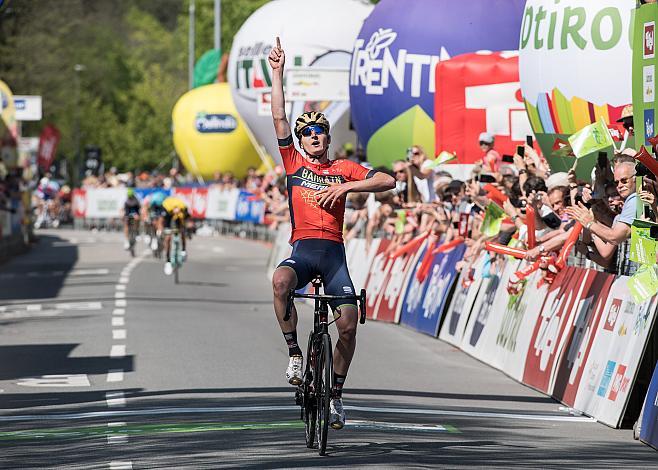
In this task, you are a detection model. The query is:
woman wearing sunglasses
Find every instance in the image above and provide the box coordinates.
[267,37,395,430]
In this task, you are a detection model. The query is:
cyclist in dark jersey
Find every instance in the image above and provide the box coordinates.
[122,188,141,250]
[269,37,395,430]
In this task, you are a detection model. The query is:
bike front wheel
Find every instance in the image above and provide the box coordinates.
[304,332,317,448]
[315,333,332,456]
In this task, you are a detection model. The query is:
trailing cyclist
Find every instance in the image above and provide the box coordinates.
[268,37,395,430]
[147,191,168,253]
[162,196,189,275]
[122,188,141,251]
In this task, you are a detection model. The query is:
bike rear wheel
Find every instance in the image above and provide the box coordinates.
[315,333,332,455]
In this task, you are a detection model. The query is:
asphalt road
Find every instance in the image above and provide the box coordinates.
[0,229,656,469]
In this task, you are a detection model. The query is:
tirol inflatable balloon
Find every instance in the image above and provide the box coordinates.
[519,0,635,178]
[349,0,526,169]
[228,0,373,164]
[172,83,261,180]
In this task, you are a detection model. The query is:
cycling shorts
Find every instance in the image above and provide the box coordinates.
[277,239,357,311]
[164,213,185,230]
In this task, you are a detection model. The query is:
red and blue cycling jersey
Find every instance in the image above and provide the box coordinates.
[279,135,374,244]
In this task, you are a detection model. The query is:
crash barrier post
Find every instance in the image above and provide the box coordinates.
[268,233,658,443]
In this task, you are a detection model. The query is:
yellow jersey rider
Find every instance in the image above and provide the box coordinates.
[162,196,188,275]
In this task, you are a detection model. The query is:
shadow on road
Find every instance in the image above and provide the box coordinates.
[0,235,78,302]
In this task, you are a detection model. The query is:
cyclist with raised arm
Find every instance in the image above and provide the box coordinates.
[268,38,395,430]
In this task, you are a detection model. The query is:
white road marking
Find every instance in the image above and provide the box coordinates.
[26,304,42,311]
[105,392,126,407]
[54,302,102,310]
[106,370,124,383]
[212,247,224,253]
[109,461,133,469]
[115,284,126,291]
[114,292,126,299]
[113,329,126,340]
[0,405,598,423]
[16,374,91,388]
[119,277,129,284]
[112,317,125,326]
[115,300,127,307]
[112,308,125,316]
[70,269,110,276]
[0,310,63,320]
[107,435,128,444]
[110,345,126,358]
[345,420,451,432]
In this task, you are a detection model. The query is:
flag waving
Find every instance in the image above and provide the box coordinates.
[568,118,615,159]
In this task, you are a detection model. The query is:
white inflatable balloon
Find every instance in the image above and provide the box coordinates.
[519,0,635,176]
[228,0,373,163]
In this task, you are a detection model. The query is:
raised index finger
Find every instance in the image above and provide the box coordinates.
[275,36,281,49]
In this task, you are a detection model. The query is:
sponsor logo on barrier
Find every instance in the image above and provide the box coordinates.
[645,21,655,59]
[383,255,411,310]
[421,259,450,319]
[604,298,622,331]
[585,360,601,393]
[634,299,653,334]
[608,364,629,402]
[448,284,468,336]
[644,65,656,104]
[645,108,655,145]
[195,113,237,133]
[496,293,528,353]
[598,360,616,397]
[565,296,594,385]
[470,275,500,347]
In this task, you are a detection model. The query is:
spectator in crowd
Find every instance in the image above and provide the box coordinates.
[478,132,501,174]
[566,160,638,275]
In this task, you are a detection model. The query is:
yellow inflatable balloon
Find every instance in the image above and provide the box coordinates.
[172,83,261,180]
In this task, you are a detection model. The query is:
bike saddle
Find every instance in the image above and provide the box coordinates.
[311,275,323,287]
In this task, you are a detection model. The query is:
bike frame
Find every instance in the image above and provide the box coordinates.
[285,278,366,455]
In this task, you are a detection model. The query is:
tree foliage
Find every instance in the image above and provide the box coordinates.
[0,0,275,176]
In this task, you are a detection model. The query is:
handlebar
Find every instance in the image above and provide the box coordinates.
[283,288,368,324]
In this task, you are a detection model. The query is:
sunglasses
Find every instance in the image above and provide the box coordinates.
[301,125,326,137]
[614,176,635,186]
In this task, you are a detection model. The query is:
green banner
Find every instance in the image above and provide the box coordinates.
[632,2,658,151]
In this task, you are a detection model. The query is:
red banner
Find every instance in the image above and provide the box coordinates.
[172,187,208,219]
[37,124,61,171]
[71,189,86,218]
[362,239,392,319]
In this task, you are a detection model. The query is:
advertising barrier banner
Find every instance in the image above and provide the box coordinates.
[235,190,265,224]
[573,278,658,427]
[399,244,466,336]
[173,187,208,219]
[439,256,485,347]
[363,239,392,319]
[371,241,424,323]
[84,188,126,219]
[72,189,86,218]
[345,238,381,292]
[205,187,240,220]
[551,271,615,407]
[522,267,595,394]
[640,363,658,450]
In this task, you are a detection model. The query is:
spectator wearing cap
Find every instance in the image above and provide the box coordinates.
[478,132,501,173]
[566,161,638,275]
[616,104,634,137]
